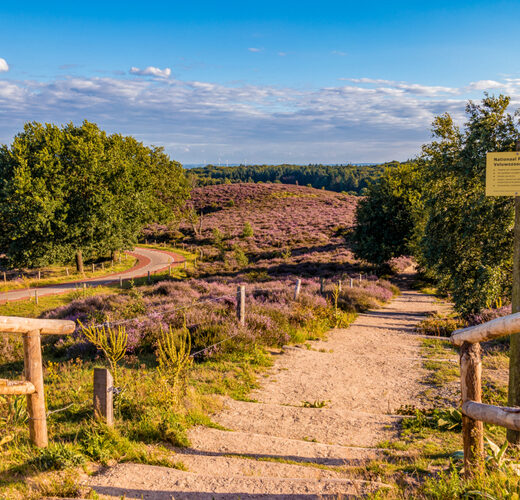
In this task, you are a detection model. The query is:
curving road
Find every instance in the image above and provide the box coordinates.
[2,247,185,303]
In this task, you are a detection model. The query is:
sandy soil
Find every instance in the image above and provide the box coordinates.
[89,277,452,499]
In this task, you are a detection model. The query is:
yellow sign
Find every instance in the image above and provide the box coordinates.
[486,152,520,196]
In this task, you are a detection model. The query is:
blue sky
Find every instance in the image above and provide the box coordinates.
[1,0,520,164]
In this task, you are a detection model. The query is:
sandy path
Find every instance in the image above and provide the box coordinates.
[90,280,449,499]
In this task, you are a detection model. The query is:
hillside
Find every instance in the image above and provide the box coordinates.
[179,183,360,278]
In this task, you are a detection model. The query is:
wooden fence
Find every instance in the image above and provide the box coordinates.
[451,312,520,475]
[0,316,75,447]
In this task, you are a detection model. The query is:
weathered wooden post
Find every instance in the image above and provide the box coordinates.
[350,278,354,288]
[320,277,325,295]
[237,285,245,325]
[91,263,95,273]
[294,279,301,300]
[34,290,38,305]
[65,267,69,277]
[460,341,484,476]
[119,276,123,288]
[101,262,105,270]
[147,271,151,283]
[338,280,342,293]
[23,329,47,447]
[359,273,362,283]
[93,368,114,426]
[37,270,41,281]
[168,264,172,276]
[3,271,6,283]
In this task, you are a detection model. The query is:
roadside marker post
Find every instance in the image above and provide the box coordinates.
[486,143,520,443]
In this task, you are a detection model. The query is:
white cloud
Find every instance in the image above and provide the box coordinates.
[331,50,347,56]
[129,66,171,78]
[0,74,518,163]
[248,47,262,53]
[278,52,287,57]
[0,58,9,72]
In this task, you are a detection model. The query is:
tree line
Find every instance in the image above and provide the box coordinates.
[0,121,190,271]
[190,162,404,195]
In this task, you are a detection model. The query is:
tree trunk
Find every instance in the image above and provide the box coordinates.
[75,250,84,273]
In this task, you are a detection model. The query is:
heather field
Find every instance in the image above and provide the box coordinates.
[147,183,374,279]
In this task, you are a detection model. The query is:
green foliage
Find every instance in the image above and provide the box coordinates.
[233,246,249,268]
[416,95,518,315]
[241,221,254,238]
[31,442,85,471]
[80,321,127,384]
[352,162,420,265]
[156,321,193,406]
[351,95,518,315]
[0,121,190,268]
[301,400,329,408]
[400,406,462,432]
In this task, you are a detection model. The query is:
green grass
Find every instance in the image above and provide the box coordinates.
[0,286,119,318]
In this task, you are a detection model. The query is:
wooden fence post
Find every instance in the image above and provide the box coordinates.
[350,278,353,288]
[460,341,484,476]
[37,270,41,280]
[237,285,245,325]
[147,271,151,283]
[320,277,325,295]
[23,329,48,447]
[168,264,172,276]
[338,280,342,293]
[119,276,123,288]
[92,263,95,273]
[294,279,301,300]
[66,267,69,277]
[3,271,6,283]
[34,290,38,305]
[93,368,114,426]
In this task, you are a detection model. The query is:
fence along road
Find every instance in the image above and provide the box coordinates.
[2,247,184,303]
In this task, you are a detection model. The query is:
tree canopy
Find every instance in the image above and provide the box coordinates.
[352,163,420,265]
[0,121,190,268]
[352,94,519,315]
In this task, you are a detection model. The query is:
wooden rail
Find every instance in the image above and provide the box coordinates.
[0,315,75,447]
[451,314,520,476]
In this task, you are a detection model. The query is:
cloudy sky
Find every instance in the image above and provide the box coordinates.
[1,0,520,164]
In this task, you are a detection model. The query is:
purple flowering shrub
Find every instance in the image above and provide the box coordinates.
[42,184,400,360]
[43,270,396,360]
[466,304,512,326]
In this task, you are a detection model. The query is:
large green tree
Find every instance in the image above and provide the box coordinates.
[417,96,517,315]
[0,121,190,269]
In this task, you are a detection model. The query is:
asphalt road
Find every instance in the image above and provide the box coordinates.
[2,247,183,303]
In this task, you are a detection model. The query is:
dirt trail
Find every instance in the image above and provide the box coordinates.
[90,276,450,499]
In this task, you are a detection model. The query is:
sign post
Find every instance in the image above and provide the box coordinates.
[487,144,520,444]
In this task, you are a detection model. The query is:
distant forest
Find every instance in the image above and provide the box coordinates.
[190,162,404,195]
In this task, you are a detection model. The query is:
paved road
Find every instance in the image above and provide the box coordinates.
[2,247,184,303]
